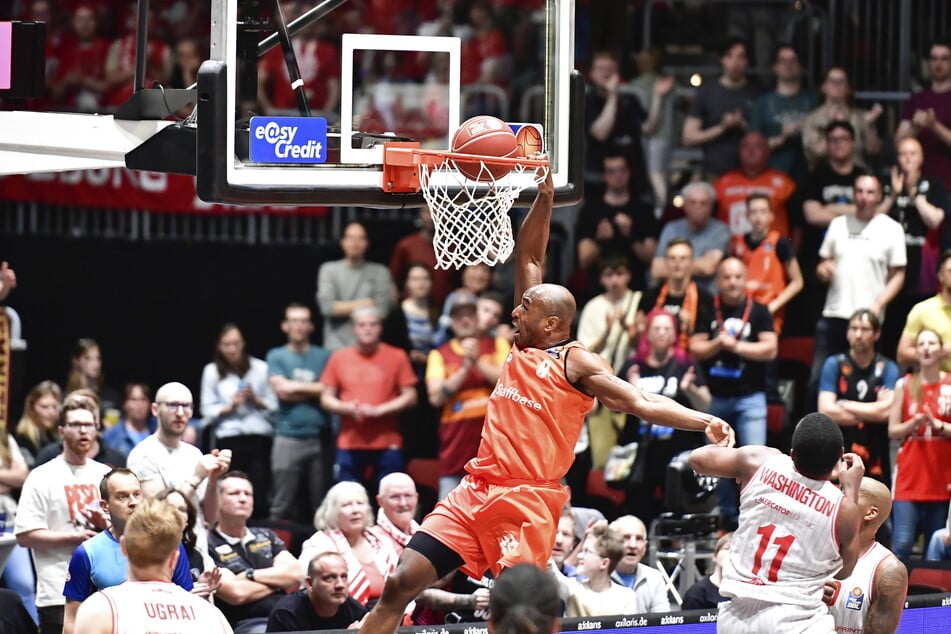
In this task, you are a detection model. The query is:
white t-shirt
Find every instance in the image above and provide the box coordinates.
[819,213,907,320]
[127,434,210,539]
[101,581,229,634]
[555,575,641,618]
[13,455,111,607]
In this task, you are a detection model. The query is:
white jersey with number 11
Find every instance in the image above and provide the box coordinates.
[720,453,845,607]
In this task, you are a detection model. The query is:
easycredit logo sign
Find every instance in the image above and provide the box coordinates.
[249,116,327,163]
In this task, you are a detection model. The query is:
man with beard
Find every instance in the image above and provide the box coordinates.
[127,381,232,532]
[14,393,111,634]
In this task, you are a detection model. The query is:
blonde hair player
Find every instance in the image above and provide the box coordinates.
[73,498,233,634]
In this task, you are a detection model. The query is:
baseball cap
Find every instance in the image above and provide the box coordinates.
[446,290,478,315]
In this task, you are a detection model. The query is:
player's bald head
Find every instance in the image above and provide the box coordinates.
[858,477,892,531]
[530,283,576,325]
[154,382,191,404]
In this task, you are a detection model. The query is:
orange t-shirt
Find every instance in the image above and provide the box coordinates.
[320,344,417,450]
[466,341,594,482]
[714,169,796,238]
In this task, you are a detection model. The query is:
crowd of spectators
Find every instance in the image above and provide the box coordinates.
[4,0,951,630]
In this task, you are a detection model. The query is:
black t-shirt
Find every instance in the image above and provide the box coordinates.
[266,591,368,632]
[686,79,760,177]
[824,352,893,485]
[697,296,775,397]
[640,284,715,338]
[575,197,659,285]
[209,526,288,623]
[584,87,649,196]
[883,173,948,294]
[681,576,726,610]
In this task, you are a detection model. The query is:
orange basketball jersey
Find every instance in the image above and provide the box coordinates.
[466,341,594,482]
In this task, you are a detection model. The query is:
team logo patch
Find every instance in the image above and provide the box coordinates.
[498,532,519,555]
[845,586,865,611]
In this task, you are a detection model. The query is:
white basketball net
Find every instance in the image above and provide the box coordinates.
[419,158,548,270]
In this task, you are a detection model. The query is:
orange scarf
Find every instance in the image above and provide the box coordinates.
[655,281,699,350]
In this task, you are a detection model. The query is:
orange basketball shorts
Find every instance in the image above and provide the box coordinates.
[417,474,569,578]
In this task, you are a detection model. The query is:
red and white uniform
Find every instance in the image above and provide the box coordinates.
[718,453,845,633]
[828,542,893,633]
[894,374,951,503]
[101,581,229,634]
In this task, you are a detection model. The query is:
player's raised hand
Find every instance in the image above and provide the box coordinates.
[705,417,735,447]
[838,452,865,500]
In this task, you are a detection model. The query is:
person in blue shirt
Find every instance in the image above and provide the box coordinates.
[62,468,193,634]
[102,383,158,458]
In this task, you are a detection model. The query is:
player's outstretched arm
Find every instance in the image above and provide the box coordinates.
[573,348,734,445]
[688,445,777,484]
[514,169,554,302]
[864,556,908,634]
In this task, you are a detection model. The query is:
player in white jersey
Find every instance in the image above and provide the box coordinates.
[74,497,232,634]
[826,478,907,634]
[690,412,864,633]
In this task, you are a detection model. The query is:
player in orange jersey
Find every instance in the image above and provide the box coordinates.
[358,171,735,634]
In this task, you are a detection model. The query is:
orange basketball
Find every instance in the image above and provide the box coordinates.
[516,125,543,157]
[451,115,518,181]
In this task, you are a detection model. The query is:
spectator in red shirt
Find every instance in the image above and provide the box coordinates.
[258,4,341,114]
[320,307,418,492]
[49,4,110,112]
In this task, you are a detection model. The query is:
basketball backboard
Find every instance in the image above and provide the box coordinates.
[196,0,582,207]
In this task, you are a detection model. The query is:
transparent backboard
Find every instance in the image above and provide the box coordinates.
[197,0,582,206]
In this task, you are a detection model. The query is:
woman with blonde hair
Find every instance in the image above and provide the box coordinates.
[15,380,62,465]
[888,328,951,560]
[298,481,399,608]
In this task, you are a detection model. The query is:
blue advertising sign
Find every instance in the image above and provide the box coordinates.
[249,116,328,163]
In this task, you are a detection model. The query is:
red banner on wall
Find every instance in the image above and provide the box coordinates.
[0,168,330,215]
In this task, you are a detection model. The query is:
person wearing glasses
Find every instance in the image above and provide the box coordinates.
[127,382,232,537]
[786,120,868,341]
[13,392,111,634]
[549,523,640,617]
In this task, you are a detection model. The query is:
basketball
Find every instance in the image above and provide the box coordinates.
[451,115,518,181]
[515,125,543,157]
